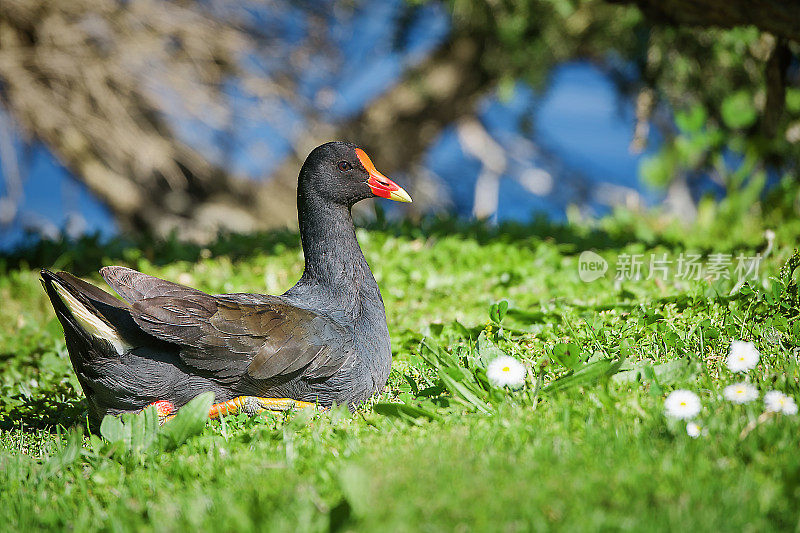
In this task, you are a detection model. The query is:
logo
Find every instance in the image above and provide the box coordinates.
[578,251,608,282]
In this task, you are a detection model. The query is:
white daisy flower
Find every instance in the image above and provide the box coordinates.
[723,382,758,404]
[726,340,760,373]
[764,390,784,412]
[486,356,527,388]
[764,390,799,415]
[686,421,707,438]
[664,390,701,419]
[783,398,799,415]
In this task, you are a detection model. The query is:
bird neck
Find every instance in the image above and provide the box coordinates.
[292,186,391,380]
[296,191,372,293]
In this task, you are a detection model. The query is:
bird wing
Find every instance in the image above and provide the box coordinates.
[100,266,205,302]
[102,266,354,382]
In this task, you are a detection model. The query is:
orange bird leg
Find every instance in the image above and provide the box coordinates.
[208,396,316,419]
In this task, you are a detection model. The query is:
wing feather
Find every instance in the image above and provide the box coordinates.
[101,266,205,303]
[111,268,353,383]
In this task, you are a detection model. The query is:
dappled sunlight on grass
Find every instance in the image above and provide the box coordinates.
[1,212,799,529]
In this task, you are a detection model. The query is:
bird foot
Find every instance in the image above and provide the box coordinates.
[208,396,316,419]
[144,400,176,424]
[143,396,314,425]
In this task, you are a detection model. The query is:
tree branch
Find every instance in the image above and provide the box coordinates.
[609,0,800,42]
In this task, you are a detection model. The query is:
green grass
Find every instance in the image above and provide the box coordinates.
[1,207,799,531]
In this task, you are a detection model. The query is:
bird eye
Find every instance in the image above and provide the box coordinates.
[337,161,352,172]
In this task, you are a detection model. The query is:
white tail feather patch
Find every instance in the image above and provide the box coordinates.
[53,280,131,355]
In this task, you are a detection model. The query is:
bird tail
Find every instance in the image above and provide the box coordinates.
[40,269,133,356]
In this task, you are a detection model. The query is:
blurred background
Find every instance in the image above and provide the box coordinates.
[0,0,798,248]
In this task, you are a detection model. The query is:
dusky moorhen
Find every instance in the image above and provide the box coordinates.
[41,142,411,421]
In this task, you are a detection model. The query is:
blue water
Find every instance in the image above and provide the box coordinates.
[538,65,647,189]
[0,1,659,249]
[426,64,660,222]
[0,139,117,247]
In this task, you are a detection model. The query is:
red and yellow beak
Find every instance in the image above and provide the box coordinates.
[356,148,412,203]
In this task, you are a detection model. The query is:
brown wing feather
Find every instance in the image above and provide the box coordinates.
[101,266,205,303]
[113,267,353,383]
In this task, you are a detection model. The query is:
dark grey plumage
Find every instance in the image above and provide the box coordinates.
[40,142,397,422]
